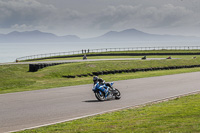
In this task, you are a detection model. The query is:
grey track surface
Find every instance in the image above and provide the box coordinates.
[1,72,200,133]
[0,58,173,65]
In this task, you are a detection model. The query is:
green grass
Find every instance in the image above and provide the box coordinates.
[17,93,200,133]
[48,58,200,76]
[1,58,200,94]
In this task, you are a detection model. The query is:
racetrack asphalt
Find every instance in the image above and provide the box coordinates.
[0,72,200,133]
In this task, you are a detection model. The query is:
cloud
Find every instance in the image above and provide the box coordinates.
[11,24,33,29]
[0,0,55,28]
[0,0,83,32]
[0,0,200,37]
[150,4,194,27]
[91,4,196,31]
[91,5,140,30]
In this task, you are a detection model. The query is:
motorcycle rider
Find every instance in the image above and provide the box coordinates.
[93,76,110,97]
[83,54,87,60]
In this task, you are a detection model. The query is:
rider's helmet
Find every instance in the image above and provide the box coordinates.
[93,76,98,83]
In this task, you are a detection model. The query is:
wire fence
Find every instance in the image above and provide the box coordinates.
[16,46,200,61]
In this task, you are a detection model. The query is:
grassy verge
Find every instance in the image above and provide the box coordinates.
[17,93,200,133]
[41,58,200,76]
[1,58,200,94]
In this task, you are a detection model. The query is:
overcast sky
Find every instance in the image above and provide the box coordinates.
[0,0,200,38]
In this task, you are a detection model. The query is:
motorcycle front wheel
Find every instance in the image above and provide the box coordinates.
[95,92,106,101]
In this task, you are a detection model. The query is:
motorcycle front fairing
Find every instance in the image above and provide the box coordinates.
[93,83,105,96]
[93,82,107,93]
[92,83,98,92]
[92,82,103,92]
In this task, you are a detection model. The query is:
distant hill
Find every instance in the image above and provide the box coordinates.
[86,28,200,42]
[0,29,200,43]
[0,30,80,43]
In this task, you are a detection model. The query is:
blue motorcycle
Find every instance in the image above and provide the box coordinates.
[92,82,121,101]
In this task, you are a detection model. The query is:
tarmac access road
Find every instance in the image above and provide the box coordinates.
[0,72,200,133]
[0,58,175,65]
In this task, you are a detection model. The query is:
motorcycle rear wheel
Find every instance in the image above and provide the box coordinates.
[95,92,106,101]
[114,89,121,99]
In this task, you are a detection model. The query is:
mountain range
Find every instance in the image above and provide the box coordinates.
[0,30,80,43]
[0,29,200,43]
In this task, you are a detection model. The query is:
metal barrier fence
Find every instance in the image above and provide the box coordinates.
[16,46,200,61]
